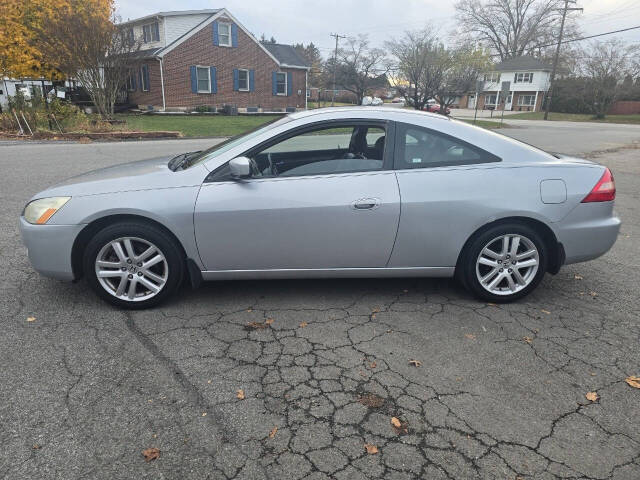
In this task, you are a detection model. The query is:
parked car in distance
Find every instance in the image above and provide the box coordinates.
[361,96,373,106]
[371,97,384,106]
[391,97,405,104]
[424,103,451,115]
[20,107,619,308]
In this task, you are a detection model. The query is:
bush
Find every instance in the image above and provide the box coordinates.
[0,93,89,133]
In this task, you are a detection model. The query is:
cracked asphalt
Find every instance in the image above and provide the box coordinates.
[1,134,639,479]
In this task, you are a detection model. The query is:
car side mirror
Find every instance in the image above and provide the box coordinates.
[229,156,251,179]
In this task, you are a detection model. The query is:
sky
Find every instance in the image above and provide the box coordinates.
[114,0,640,57]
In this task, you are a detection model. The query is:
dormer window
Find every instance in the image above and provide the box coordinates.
[143,22,160,43]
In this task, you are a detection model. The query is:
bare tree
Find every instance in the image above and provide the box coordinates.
[386,30,448,110]
[335,35,388,105]
[37,4,140,118]
[578,40,640,118]
[454,0,575,60]
[434,45,490,111]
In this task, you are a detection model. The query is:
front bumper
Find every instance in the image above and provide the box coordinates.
[555,202,621,265]
[19,217,85,281]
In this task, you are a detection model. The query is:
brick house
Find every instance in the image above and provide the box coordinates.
[461,56,551,112]
[120,9,310,112]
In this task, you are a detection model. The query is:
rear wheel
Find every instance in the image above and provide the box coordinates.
[460,223,547,303]
[83,222,184,309]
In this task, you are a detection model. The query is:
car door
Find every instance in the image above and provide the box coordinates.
[193,120,400,272]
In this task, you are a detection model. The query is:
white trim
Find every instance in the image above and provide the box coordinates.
[217,21,232,47]
[275,71,287,96]
[195,65,211,93]
[305,70,308,110]
[142,21,160,43]
[159,58,166,111]
[237,68,249,91]
[533,90,539,112]
[141,64,150,92]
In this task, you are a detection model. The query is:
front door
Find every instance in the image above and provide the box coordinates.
[504,93,513,111]
[467,95,476,109]
[194,122,400,271]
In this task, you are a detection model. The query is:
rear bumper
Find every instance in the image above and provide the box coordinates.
[19,217,84,281]
[554,202,621,265]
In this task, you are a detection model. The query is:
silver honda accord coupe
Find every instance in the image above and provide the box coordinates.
[20,107,620,308]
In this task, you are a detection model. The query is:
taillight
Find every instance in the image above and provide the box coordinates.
[582,168,616,203]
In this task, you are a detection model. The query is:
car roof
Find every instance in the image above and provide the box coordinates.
[289,106,450,123]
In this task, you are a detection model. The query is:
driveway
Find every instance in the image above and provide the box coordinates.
[1,134,639,479]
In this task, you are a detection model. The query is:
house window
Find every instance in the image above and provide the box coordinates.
[143,22,159,43]
[126,73,135,91]
[141,65,149,91]
[238,69,249,91]
[483,72,500,83]
[514,72,533,83]
[485,94,497,105]
[196,66,211,93]
[218,22,231,46]
[518,95,536,106]
[276,72,287,95]
[306,89,311,98]
[126,28,134,44]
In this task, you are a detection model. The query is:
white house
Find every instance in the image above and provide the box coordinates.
[464,56,552,112]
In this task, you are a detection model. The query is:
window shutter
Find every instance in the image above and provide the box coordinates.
[212,21,219,46]
[210,67,217,93]
[514,73,517,82]
[233,69,239,91]
[143,65,150,90]
[231,24,238,47]
[529,73,533,83]
[287,72,293,96]
[138,69,143,91]
[272,72,277,95]
[190,66,197,93]
[249,70,255,92]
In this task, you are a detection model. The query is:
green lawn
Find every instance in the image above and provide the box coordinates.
[505,111,640,124]
[115,114,283,137]
[460,119,509,130]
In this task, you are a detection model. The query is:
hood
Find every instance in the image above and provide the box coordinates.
[33,155,207,199]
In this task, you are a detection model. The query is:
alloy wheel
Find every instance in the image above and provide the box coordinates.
[475,234,539,296]
[94,236,168,302]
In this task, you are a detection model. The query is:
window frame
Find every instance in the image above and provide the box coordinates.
[126,73,135,92]
[142,22,159,43]
[195,65,211,93]
[514,72,533,83]
[483,72,500,83]
[237,68,249,91]
[275,72,287,96]
[392,121,501,171]
[217,22,232,47]
[518,94,536,106]
[141,65,149,92]
[485,94,497,105]
[207,119,395,182]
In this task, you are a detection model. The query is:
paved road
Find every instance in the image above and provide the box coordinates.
[1,135,639,479]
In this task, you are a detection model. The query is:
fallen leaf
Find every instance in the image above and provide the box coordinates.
[207,380,212,384]
[487,302,498,306]
[27,316,36,322]
[390,416,409,434]
[265,318,274,325]
[268,427,278,438]
[408,359,422,367]
[357,393,385,408]
[364,443,379,454]
[247,308,253,312]
[142,447,160,462]
[574,274,583,280]
[523,336,533,344]
[541,309,551,315]
[625,376,640,389]
[32,444,40,450]
[299,321,308,328]
[369,361,377,369]
[464,334,476,340]
[586,391,598,402]
[236,389,245,400]
[590,291,598,297]
[390,417,402,428]
[201,412,207,417]
[246,321,270,330]
[372,307,380,313]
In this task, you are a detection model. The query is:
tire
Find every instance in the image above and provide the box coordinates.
[83,221,185,309]
[459,223,547,303]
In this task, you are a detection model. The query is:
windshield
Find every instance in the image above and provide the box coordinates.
[183,115,293,169]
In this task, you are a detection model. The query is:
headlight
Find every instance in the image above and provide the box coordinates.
[23,197,71,224]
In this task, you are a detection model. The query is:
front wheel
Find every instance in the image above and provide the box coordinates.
[83,222,185,309]
[460,224,547,303]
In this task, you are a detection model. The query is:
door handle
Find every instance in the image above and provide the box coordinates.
[352,198,380,210]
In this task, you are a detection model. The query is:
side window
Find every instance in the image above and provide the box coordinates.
[395,123,499,169]
[249,124,386,178]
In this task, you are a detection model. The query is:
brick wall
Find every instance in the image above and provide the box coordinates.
[128,61,163,108]
[150,17,307,111]
[608,101,640,115]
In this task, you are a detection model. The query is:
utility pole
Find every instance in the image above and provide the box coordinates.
[544,0,582,120]
[330,33,346,107]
